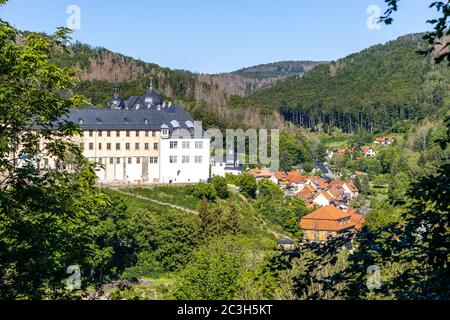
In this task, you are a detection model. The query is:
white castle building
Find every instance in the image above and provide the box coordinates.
[40,79,210,184]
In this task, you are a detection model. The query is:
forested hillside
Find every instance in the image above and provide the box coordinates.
[251,34,450,133]
[47,39,322,129]
[233,60,327,79]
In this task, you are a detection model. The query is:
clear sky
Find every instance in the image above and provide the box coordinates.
[0,0,436,74]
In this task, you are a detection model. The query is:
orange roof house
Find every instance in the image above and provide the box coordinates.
[273,171,287,180]
[313,191,335,207]
[248,168,273,179]
[348,208,366,232]
[296,185,316,207]
[361,146,376,157]
[285,171,304,184]
[299,206,361,241]
[328,185,344,199]
[309,176,329,190]
[335,148,347,157]
[374,137,395,145]
[329,180,358,195]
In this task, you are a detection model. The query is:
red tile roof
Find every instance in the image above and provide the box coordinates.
[249,168,272,178]
[310,177,329,189]
[300,206,354,232]
[361,146,372,154]
[286,171,304,183]
[273,171,287,180]
[329,180,358,193]
[316,191,334,201]
[348,208,366,231]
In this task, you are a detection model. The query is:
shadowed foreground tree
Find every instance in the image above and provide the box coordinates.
[382,0,450,65]
[274,2,449,299]
[0,2,127,299]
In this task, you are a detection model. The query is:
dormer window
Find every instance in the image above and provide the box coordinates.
[124,118,130,124]
[78,118,84,124]
[96,118,102,124]
[144,119,149,124]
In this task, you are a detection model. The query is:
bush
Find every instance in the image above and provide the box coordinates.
[213,177,229,199]
[193,183,217,201]
[237,174,257,199]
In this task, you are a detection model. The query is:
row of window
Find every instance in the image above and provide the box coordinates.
[96,157,159,165]
[169,155,203,164]
[169,141,203,149]
[86,130,157,138]
[82,142,159,151]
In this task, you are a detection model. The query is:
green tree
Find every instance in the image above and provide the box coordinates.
[0,11,122,299]
[172,237,243,300]
[154,210,200,272]
[193,182,217,201]
[237,173,257,199]
[213,177,229,199]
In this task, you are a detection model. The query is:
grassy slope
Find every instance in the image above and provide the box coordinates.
[102,187,280,299]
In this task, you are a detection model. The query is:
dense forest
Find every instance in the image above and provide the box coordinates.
[232,60,327,79]
[251,34,450,133]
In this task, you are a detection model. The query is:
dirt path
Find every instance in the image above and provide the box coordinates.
[114,186,293,241]
[112,188,198,215]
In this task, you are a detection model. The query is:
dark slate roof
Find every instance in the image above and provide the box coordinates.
[64,105,196,131]
[142,88,163,107]
[316,162,330,174]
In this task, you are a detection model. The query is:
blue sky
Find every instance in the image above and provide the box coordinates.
[0,0,436,73]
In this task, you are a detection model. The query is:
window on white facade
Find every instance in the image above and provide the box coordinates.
[182,156,190,164]
[182,141,190,149]
[149,157,158,164]
[169,156,178,164]
[154,143,159,150]
[195,141,203,149]
[170,141,178,149]
[195,156,203,164]
[136,157,141,164]
[117,158,121,164]
[135,143,140,150]
[109,158,113,164]
[145,143,149,150]
[128,158,132,164]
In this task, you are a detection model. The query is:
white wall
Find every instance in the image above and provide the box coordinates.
[159,138,210,184]
[313,194,330,207]
[211,161,226,177]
